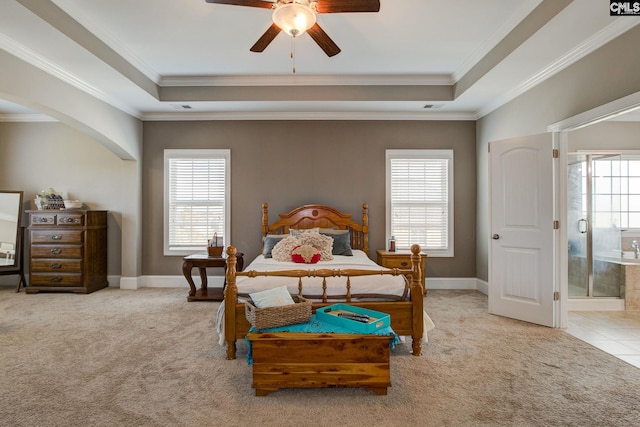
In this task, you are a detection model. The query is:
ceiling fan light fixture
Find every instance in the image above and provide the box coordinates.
[272,2,316,37]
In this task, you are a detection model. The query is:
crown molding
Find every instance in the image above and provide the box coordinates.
[159,74,454,87]
[0,33,142,119]
[453,0,542,82]
[51,0,161,84]
[141,110,477,122]
[476,18,640,119]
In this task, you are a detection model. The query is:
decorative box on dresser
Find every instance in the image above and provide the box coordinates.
[26,210,108,294]
[376,249,427,295]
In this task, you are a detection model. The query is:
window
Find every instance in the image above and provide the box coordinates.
[164,149,230,256]
[591,156,640,229]
[386,149,454,257]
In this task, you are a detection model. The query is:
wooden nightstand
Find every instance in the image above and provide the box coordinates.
[376,249,427,295]
[182,252,244,301]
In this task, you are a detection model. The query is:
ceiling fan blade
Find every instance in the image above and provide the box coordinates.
[306,23,341,57]
[315,0,380,13]
[204,0,274,9]
[250,23,282,52]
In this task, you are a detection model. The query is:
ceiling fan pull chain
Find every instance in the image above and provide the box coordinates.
[291,36,296,74]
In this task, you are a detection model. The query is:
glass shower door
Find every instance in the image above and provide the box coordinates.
[568,153,623,298]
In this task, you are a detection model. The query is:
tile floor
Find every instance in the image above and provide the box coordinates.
[566,310,640,368]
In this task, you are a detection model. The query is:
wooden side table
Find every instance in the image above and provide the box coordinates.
[376,249,427,295]
[182,252,244,301]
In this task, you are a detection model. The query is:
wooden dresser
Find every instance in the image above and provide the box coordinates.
[26,210,108,294]
[377,249,427,295]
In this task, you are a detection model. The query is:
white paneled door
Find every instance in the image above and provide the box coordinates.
[488,133,557,327]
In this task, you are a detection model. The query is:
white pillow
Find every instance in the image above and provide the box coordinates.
[249,285,295,308]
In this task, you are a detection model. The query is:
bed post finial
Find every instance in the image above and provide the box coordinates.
[262,203,269,237]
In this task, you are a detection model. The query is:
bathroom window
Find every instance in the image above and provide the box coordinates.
[385,149,454,257]
[164,149,230,256]
[591,157,640,229]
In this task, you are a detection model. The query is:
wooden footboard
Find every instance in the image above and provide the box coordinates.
[223,244,425,359]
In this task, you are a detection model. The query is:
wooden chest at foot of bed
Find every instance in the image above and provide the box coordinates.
[246,332,391,396]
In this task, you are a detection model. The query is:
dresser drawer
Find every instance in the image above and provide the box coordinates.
[29,213,85,226]
[31,259,82,273]
[30,230,83,244]
[29,273,83,286]
[31,245,83,259]
[30,214,56,226]
[57,214,85,226]
[379,257,412,269]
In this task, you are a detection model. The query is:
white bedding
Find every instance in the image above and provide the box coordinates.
[216,250,435,345]
[233,250,408,298]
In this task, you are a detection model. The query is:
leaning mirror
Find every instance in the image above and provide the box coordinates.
[0,191,24,272]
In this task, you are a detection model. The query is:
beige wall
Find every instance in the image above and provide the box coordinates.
[0,122,123,276]
[476,25,640,282]
[143,120,477,278]
[569,121,640,151]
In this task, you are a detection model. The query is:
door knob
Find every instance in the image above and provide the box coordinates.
[492,234,500,240]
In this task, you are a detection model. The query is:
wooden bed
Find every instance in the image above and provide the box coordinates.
[223,203,425,360]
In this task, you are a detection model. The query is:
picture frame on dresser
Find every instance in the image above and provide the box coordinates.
[0,190,26,290]
[26,209,108,294]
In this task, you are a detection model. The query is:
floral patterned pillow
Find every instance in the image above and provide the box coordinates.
[295,231,333,261]
[291,244,321,264]
[271,231,334,262]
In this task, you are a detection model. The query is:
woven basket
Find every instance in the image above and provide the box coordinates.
[245,295,312,329]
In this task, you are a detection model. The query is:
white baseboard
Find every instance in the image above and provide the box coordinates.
[427,277,485,292]
[119,275,225,290]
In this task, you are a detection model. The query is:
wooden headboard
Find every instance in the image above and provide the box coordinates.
[261,203,369,255]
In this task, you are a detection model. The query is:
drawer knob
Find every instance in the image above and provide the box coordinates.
[50,248,62,254]
[60,217,80,224]
[51,235,62,240]
[50,277,62,283]
[400,261,408,267]
[51,263,62,269]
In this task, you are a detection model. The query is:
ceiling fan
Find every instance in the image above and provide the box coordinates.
[204,0,381,57]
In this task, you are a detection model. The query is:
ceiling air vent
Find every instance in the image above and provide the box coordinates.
[170,104,193,110]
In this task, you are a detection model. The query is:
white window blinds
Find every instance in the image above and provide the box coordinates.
[386,150,453,256]
[164,149,230,255]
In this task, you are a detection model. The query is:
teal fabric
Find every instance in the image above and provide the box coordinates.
[246,314,399,364]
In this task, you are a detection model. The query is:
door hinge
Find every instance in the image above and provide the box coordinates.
[553,220,560,230]
[553,291,560,301]
[553,149,559,158]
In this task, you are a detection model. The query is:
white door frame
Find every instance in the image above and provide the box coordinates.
[548,91,640,329]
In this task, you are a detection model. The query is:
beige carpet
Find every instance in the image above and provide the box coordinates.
[1,287,639,427]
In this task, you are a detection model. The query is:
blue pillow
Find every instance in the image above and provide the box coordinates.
[263,234,287,258]
[320,229,353,256]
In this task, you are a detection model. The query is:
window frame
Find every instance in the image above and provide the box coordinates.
[163,149,230,256]
[385,149,454,257]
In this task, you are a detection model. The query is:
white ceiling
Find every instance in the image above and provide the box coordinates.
[0,0,638,121]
